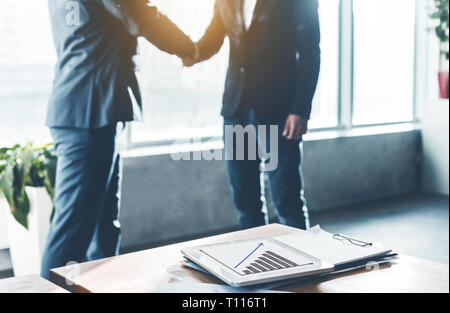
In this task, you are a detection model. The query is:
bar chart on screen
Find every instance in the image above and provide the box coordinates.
[200,239,315,276]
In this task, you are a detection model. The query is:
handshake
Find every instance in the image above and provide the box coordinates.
[181,42,201,67]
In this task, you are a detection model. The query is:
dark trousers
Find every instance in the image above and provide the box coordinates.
[40,124,122,279]
[224,109,309,230]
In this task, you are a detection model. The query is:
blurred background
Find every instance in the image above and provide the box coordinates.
[0,0,448,278]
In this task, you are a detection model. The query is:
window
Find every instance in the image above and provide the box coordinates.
[0,0,418,149]
[130,0,228,144]
[352,0,416,125]
[131,0,340,144]
[0,1,55,147]
[309,0,340,129]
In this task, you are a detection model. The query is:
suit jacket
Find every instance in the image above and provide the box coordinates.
[47,0,195,129]
[197,0,321,120]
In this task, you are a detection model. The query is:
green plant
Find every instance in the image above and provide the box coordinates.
[428,0,449,60]
[0,144,56,229]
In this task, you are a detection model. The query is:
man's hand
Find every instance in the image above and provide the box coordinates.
[282,114,308,141]
[182,43,200,67]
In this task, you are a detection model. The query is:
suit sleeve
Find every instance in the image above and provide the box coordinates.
[290,0,321,120]
[98,0,195,58]
[196,1,227,62]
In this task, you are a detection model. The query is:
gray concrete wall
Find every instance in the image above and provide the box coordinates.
[303,130,421,210]
[119,129,421,250]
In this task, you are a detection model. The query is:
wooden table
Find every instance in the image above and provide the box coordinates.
[50,224,449,293]
[0,274,69,293]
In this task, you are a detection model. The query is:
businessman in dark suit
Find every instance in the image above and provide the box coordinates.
[183,0,321,230]
[41,0,198,279]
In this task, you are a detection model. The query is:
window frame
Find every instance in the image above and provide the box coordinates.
[126,0,419,149]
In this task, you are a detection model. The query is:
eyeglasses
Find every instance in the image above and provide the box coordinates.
[332,234,373,247]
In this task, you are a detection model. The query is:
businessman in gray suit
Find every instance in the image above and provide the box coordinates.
[41,0,198,279]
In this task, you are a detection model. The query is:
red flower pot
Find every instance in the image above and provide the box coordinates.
[438,71,449,99]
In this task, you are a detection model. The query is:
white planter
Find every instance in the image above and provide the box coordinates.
[3,187,52,276]
[0,202,8,249]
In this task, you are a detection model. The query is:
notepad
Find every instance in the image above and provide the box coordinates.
[275,225,392,266]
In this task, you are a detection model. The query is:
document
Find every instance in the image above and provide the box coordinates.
[178,259,308,290]
[173,226,394,290]
[178,255,396,291]
[275,225,392,266]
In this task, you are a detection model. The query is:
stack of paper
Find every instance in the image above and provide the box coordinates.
[167,225,396,292]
